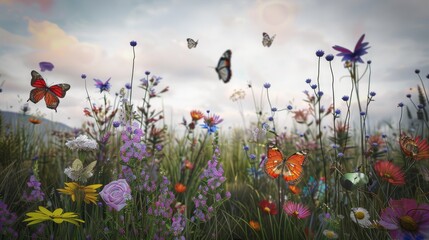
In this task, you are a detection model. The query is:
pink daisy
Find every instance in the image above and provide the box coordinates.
[283,201,311,219]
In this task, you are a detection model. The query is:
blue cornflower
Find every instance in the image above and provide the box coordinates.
[316,50,324,57]
[287,105,293,110]
[367,60,372,64]
[398,102,404,107]
[311,84,317,89]
[263,83,271,89]
[305,78,311,84]
[332,34,370,63]
[39,61,54,72]
[81,74,87,79]
[145,71,151,76]
[249,154,256,160]
[342,95,349,101]
[94,78,111,93]
[325,54,334,61]
[318,91,324,97]
[125,83,132,90]
[369,91,376,97]
[130,40,137,47]
[268,116,274,121]
[360,111,366,116]
[406,94,411,98]
[243,145,249,151]
[271,107,277,112]
[200,113,223,134]
[335,109,341,115]
[415,69,420,74]
[337,152,344,158]
[113,121,120,128]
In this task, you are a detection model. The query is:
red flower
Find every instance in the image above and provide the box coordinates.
[174,183,187,193]
[259,199,278,215]
[28,117,41,125]
[400,134,429,161]
[190,110,204,121]
[373,160,405,186]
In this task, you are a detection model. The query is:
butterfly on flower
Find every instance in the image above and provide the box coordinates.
[215,50,232,83]
[27,70,70,112]
[262,32,276,47]
[264,145,307,184]
[64,159,97,183]
[186,38,198,49]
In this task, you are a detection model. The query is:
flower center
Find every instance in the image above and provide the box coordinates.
[399,215,418,232]
[325,231,335,238]
[293,211,299,217]
[382,173,392,179]
[354,211,365,220]
[263,207,271,213]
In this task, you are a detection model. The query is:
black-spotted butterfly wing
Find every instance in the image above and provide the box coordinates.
[187,38,198,49]
[262,32,276,47]
[28,70,70,112]
[264,146,307,184]
[215,50,232,83]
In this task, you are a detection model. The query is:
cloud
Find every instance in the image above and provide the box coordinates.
[0,0,53,12]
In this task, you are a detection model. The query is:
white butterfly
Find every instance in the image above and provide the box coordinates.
[262,32,276,47]
[64,159,97,182]
[215,50,232,83]
[187,38,198,49]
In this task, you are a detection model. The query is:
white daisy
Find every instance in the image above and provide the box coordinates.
[350,207,372,228]
[65,135,98,151]
[323,229,338,239]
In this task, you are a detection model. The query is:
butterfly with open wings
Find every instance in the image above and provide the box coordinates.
[262,32,276,47]
[187,38,198,49]
[215,50,232,83]
[27,70,70,112]
[264,146,307,184]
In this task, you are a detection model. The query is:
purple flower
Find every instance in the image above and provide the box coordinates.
[263,82,271,89]
[130,40,137,47]
[342,95,350,101]
[287,105,293,110]
[305,78,311,84]
[325,54,334,61]
[39,61,54,72]
[81,74,87,79]
[406,94,411,98]
[333,34,370,63]
[398,102,404,107]
[200,113,223,134]
[99,179,132,211]
[113,121,120,128]
[94,78,111,93]
[415,69,420,74]
[316,50,324,57]
[369,91,376,97]
[22,175,45,202]
[311,84,317,89]
[120,122,148,162]
[0,200,18,238]
[125,83,132,90]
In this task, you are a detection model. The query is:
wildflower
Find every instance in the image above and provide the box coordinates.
[325,54,334,61]
[0,200,18,238]
[398,102,404,107]
[373,160,405,186]
[39,61,54,72]
[125,83,132,89]
[200,112,223,134]
[65,134,98,151]
[342,95,349,101]
[311,84,317,89]
[293,109,309,124]
[406,94,411,98]
[28,117,41,124]
[263,82,271,89]
[369,91,376,97]
[288,185,301,195]
[130,40,137,47]
[399,134,429,161]
[283,201,311,219]
[171,212,186,237]
[350,207,372,227]
[316,50,324,57]
[93,78,111,93]
[120,122,148,162]
[99,179,132,211]
[415,69,420,74]
[379,198,429,239]
[305,78,311,84]
[323,229,338,239]
[259,199,278,215]
[64,159,97,183]
[190,110,204,121]
[175,183,187,193]
[332,34,370,63]
[113,121,120,128]
[22,175,45,202]
[58,182,102,205]
[243,145,249,151]
[287,105,293,110]
[183,159,194,170]
[23,206,84,226]
[249,220,261,231]
[81,74,87,79]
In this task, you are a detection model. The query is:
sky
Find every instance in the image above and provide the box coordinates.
[0,0,428,133]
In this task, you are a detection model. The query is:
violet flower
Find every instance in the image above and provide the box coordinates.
[332,34,370,63]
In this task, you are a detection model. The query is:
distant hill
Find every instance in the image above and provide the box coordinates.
[0,110,75,134]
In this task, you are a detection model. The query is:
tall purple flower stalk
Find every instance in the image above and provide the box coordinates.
[22,175,45,202]
[0,200,18,238]
[120,122,148,163]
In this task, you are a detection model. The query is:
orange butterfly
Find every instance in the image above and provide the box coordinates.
[27,70,70,112]
[264,146,307,184]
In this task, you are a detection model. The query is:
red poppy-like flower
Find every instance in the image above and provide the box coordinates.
[174,183,187,193]
[399,134,429,161]
[28,117,41,125]
[259,199,278,215]
[283,201,311,219]
[249,220,261,231]
[190,110,204,121]
[183,159,194,170]
[373,160,405,186]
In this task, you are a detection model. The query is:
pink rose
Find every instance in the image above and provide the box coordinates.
[100,179,132,211]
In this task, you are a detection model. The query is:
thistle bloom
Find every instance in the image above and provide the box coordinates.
[200,112,223,134]
[332,34,370,63]
[23,206,84,226]
[39,61,54,72]
[350,207,372,228]
[94,78,111,93]
[283,201,311,219]
[65,134,98,151]
[57,182,102,205]
[259,199,278,215]
[379,198,429,239]
[373,160,405,186]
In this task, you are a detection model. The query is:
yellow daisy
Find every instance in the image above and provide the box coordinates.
[23,206,84,226]
[57,182,102,204]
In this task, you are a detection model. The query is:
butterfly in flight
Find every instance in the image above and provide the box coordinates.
[262,32,276,47]
[215,49,232,83]
[187,38,198,49]
[27,70,70,112]
[264,146,307,184]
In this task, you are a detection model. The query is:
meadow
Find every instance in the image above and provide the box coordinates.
[1,35,429,240]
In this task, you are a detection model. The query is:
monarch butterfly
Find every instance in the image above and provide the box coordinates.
[186,38,198,49]
[262,32,276,47]
[27,70,70,112]
[264,146,306,184]
[215,50,232,83]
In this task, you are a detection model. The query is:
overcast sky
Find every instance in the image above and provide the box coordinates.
[0,0,428,132]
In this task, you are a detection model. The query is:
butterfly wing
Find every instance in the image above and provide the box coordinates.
[31,70,48,88]
[49,84,70,98]
[44,90,60,111]
[215,50,232,83]
[262,32,275,47]
[28,88,47,104]
[283,150,307,184]
[264,147,285,179]
[187,38,198,49]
